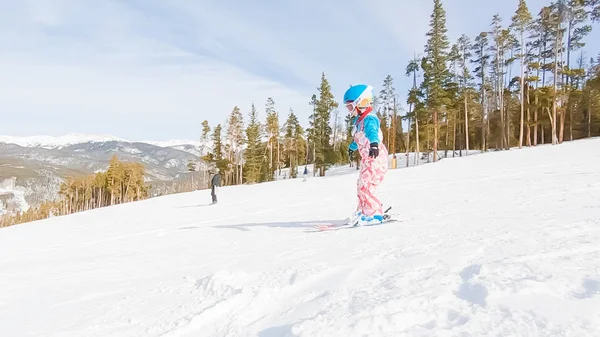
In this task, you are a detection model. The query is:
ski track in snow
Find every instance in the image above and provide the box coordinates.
[1,139,600,336]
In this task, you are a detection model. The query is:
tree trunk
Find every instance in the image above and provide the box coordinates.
[569,103,573,141]
[433,109,438,162]
[552,27,559,145]
[270,138,273,180]
[445,111,450,158]
[453,107,457,156]
[589,95,592,138]
[464,92,469,154]
[546,106,555,144]
[534,91,539,146]
[406,116,411,167]
[519,32,525,148]
[542,120,545,144]
[526,85,532,147]
[415,113,420,165]
[559,109,565,143]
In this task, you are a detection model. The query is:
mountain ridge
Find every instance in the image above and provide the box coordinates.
[0,133,204,150]
[0,134,212,212]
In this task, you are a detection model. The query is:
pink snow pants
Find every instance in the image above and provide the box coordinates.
[354,129,388,216]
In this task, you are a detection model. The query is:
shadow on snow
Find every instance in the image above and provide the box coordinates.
[210,218,349,232]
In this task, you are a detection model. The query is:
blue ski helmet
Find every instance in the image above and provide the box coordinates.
[343,84,373,110]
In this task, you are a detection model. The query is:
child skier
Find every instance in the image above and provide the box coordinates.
[344,84,389,225]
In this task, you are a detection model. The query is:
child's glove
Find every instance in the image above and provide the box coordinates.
[369,143,379,158]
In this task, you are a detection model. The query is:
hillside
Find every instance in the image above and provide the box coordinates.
[0,134,209,208]
[0,139,599,336]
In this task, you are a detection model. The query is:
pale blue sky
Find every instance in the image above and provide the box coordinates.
[1,0,598,141]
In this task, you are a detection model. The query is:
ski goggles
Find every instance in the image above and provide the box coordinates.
[344,101,356,112]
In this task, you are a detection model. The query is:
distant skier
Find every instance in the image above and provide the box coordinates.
[303,166,308,181]
[344,84,389,225]
[210,168,221,204]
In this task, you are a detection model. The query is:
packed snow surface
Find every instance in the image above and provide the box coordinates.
[1,139,600,337]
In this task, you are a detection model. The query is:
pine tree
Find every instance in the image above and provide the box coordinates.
[565,0,591,85]
[201,120,211,155]
[423,0,452,162]
[457,34,474,153]
[549,1,567,144]
[226,106,245,184]
[199,120,211,187]
[511,0,533,148]
[531,6,555,145]
[490,14,512,149]
[244,103,262,184]
[283,108,304,178]
[211,124,224,168]
[406,56,421,166]
[471,32,491,150]
[379,75,396,153]
[265,97,280,181]
[448,42,461,155]
[306,94,318,170]
[313,72,338,176]
[564,0,592,140]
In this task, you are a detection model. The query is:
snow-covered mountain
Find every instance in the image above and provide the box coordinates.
[0,133,131,150]
[0,134,211,208]
[1,138,599,336]
[0,133,204,152]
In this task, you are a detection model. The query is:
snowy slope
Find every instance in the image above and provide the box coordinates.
[1,139,600,337]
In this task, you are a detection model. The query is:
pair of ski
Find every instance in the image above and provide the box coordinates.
[314,207,399,231]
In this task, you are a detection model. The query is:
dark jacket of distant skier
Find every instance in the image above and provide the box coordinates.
[210,169,221,204]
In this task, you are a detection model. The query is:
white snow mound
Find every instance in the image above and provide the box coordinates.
[1,139,599,337]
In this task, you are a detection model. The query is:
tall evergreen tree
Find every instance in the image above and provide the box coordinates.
[283,108,304,178]
[457,34,474,153]
[490,14,512,149]
[549,1,566,144]
[201,120,211,154]
[423,0,452,161]
[306,94,318,169]
[379,75,396,152]
[265,97,280,181]
[244,103,262,183]
[511,0,534,148]
[211,124,224,170]
[471,32,491,150]
[226,106,245,184]
[406,56,422,165]
[313,72,338,175]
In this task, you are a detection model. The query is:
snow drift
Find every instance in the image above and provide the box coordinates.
[1,139,599,337]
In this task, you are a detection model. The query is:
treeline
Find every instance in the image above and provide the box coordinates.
[197,73,407,184]
[403,0,600,162]
[0,155,149,227]
[197,75,332,184]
